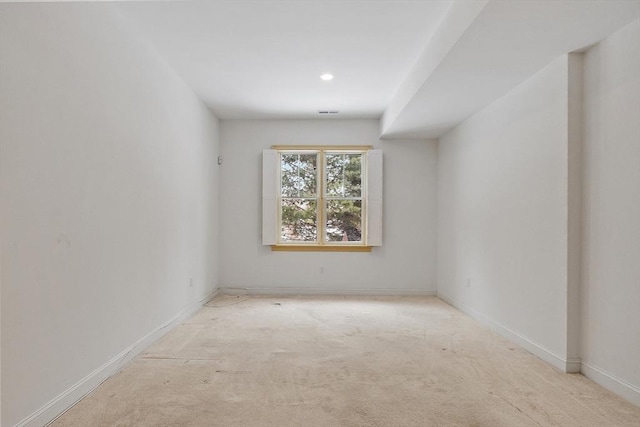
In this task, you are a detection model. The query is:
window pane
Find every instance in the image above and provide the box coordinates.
[325,200,362,242]
[326,154,362,198]
[281,153,317,198]
[281,198,317,242]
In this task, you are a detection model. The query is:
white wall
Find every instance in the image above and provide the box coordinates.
[581,19,640,405]
[437,56,575,370]
[219,120,437,294]
[0,4,220,426]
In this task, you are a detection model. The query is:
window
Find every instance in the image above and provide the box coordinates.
[262,146,382,251]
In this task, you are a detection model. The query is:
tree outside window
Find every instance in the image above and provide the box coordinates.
[279,150,364,245]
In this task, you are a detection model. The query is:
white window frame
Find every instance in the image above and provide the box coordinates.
[263,146,382,252]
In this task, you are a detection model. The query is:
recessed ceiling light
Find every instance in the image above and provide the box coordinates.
[320,73,334,81]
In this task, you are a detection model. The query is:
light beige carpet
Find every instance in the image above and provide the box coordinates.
[53,296,640,426]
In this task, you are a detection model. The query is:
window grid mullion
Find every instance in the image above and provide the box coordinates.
[319,151,325,245]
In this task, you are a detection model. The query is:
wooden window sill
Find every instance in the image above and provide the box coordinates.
[271,245,372,252]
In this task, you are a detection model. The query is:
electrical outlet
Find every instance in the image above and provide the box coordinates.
[319,267,325,274]
[466,278,471,288]
[190,277,194,287]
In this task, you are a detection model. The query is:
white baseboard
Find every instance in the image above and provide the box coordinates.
[17,288,219,427]
[565,357,582,374]
[581,361,640,407]
[437,292,576,373]
[219,287,437,297]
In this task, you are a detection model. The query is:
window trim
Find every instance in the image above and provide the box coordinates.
[272,145,372,251]
[270,245,372,252]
